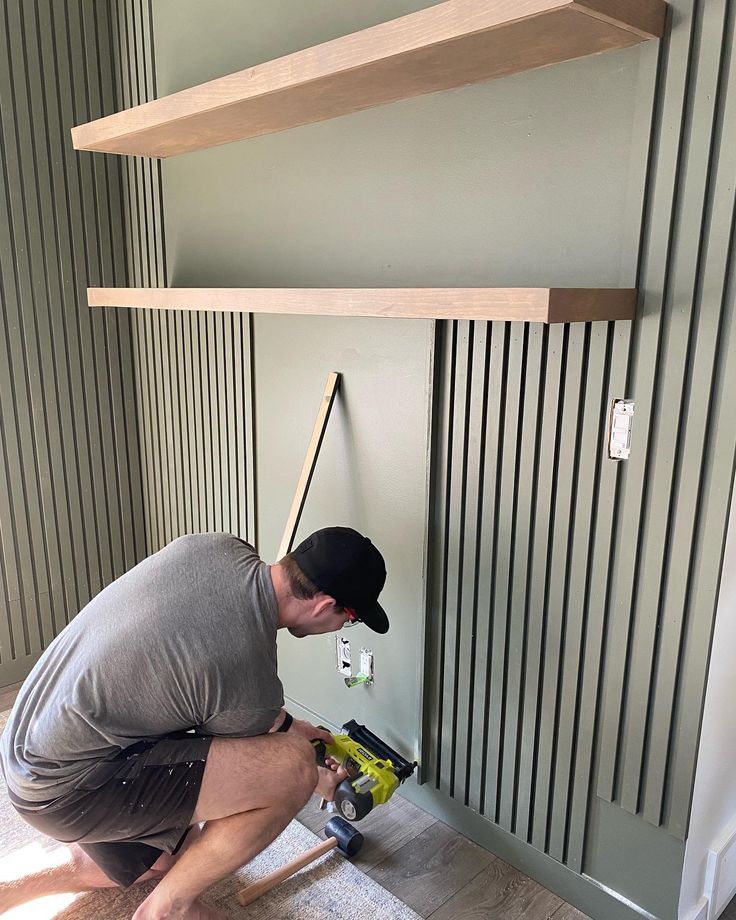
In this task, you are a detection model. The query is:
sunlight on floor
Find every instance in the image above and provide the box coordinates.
[3,892,79,919]
[1,841,82,919]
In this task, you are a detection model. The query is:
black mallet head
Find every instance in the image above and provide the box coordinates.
[324,815,364,858]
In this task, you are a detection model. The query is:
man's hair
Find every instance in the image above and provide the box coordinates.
[278,553,321,600]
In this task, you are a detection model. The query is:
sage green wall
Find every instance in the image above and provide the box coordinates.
[252,315,433,757]
[152,2,736,920]
[0,0,149,686]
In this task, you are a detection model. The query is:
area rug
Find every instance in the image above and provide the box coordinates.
[0,711,421,919]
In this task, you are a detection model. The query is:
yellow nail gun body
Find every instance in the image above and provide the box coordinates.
[314,720,418,822]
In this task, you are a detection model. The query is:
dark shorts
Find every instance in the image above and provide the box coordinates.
[8,733,213,888]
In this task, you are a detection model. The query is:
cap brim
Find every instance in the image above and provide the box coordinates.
[357,600,389,634]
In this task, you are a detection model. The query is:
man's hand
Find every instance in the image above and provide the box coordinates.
[284,719,348,799]
[315,757,349,800]
[288,718,334,746]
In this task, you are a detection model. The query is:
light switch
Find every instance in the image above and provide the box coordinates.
[609,399,635,460]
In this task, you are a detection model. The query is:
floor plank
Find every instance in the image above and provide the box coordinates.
[552,905,591,920]
[0,682,22,712]
[428,856,564,920]
[298,792,438,871]
[366,820,493,918]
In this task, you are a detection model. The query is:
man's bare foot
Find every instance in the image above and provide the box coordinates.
[131,895,227,919]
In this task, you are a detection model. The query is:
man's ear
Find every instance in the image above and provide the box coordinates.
[312,594,337,618]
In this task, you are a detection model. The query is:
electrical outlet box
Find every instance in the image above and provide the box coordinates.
[360,648,374,682]
[335,637,351,676]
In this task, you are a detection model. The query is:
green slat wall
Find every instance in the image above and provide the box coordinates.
[423,0,736,873]
[0,0,146,686]
[0,0,256,686]
[112,0,257,556]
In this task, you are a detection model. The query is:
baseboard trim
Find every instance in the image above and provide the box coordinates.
[681,896,709,920]
[703,818,736,919]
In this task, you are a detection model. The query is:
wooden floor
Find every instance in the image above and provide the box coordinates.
[297,793,588,920]
[0,681,23,713]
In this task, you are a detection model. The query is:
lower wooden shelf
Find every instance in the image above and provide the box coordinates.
[87,287,636,323]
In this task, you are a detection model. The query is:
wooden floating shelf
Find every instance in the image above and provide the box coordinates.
[72,0,666,158]
[87,288,637,324]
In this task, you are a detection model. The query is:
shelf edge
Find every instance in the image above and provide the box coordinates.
[87,287,637,324]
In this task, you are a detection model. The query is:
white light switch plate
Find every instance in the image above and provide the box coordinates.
[360,648,374,681]
[609,399,635,460]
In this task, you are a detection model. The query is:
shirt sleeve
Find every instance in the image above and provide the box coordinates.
[196,706,282,737]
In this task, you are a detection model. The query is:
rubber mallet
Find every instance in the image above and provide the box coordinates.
[237,816,364,906]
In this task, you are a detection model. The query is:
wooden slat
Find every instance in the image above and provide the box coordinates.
[439,322,472,797]
[277,373,341,561]
[242,315,258,546]
[423,321,456,789]
[214,313,228,533]
[484,324,526,824]
[71,0,666,159]
[87,288,636,324]
[565,322,627,871]
[205,313,218,533]
[548,324,604,861]
[451,323,489,805]
[499,324,544,832]
[531,324,586,852]
[466,322,506,813]
[514,325,563,841]
[224,315,239,535]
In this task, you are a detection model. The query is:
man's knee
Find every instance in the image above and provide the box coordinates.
[193,733,318,823]
[281,735,318,807]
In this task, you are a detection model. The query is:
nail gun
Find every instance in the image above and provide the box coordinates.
[313,720,418,822]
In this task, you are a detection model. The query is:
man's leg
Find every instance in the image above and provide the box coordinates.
[1,732,339,917]
[131,731,338,920]
[0,839,180,912]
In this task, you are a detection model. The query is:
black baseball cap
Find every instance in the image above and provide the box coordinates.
[292,526,389,634]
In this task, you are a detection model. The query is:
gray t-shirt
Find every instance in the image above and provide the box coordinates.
[0,534,283,802]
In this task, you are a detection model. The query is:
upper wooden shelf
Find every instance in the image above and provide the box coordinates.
[72,0,667,159]
[87,287,636,323]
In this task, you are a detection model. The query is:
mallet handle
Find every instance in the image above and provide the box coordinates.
[237,836,338,906]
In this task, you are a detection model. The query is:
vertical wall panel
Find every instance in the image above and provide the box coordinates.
[514,324,561,841]
[128,316,258,553]
[0,0,146,685]
[113,0,257,558]
[423,0,736,877]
